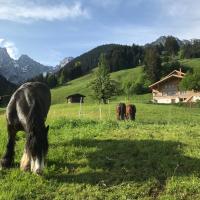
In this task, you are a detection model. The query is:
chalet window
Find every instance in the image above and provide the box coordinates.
[162,92,167,96]
[167,91,176,96]
[180,91,186,95]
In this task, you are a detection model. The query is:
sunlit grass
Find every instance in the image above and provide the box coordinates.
[0,101,200,199]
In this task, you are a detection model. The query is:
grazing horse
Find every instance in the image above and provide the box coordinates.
[0,82,51,174]
[126,104,136,120]
[116,103,126,120]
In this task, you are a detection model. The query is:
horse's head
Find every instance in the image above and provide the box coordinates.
[27,124,50,175]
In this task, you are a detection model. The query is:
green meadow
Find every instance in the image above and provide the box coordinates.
[0,101,200,199]
[1,59,200,199]
[51,66,144,105]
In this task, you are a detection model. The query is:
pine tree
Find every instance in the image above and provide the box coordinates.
[144,47,162,82]
[165,36,180,56]
[90,54,117,103]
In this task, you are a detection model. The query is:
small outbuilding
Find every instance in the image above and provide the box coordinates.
[66,93,86,103]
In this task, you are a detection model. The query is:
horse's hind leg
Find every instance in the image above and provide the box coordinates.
[0,124,17,168]
[20,148,31,171]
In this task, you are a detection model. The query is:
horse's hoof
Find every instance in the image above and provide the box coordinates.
[20,165,30,172]
[0,158,12,169]
[34,169,43,176]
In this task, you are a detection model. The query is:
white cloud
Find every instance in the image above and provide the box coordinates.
[90,0,122,7]
[0,1,89,22]
[89,0,142,8]
[159,0,200,39]
[160,0,200,18]
[0,38,19,59]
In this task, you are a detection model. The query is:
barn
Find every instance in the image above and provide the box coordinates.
[149,69,200,104]
[66,93,86,103]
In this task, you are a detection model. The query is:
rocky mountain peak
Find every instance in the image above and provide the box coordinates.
[0,50,53,84]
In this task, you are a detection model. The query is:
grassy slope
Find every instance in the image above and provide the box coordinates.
[180,58,200,69]
[51,58,200,105]
[51,66,145,105]
[1,103,200,199]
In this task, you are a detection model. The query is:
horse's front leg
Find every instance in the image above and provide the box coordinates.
[31,155,44,175]
[20,148,31,171]
[0,124,17,168]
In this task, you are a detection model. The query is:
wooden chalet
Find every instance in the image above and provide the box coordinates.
[149,69,200,104]
[66,93,86,103]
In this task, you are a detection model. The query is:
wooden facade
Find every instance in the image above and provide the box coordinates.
[66,93,86,103]
[149,69,200,104]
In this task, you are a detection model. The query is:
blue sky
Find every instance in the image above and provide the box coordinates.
[0,0,199,66]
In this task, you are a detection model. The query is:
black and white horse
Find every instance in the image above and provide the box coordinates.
[0,82,51,174]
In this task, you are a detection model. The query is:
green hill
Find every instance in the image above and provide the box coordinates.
[180,58,200,69]
[51,66,145,104]
[51,58,200,105]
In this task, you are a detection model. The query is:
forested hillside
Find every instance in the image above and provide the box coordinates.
[0,75,16,105]
[30,36,200,93]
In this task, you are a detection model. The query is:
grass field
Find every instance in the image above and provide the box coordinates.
[1,59,200,199]
[1,101,200,199]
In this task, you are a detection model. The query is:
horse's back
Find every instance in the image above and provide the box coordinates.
[19,82,51,112]
[6,82,51,127]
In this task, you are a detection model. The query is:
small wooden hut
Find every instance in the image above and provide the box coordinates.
[66,93,86,103]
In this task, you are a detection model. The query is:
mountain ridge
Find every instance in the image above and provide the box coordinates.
[0,47,53,84]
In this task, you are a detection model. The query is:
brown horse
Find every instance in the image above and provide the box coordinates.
[116,103,126,120]
[126,104,136,120]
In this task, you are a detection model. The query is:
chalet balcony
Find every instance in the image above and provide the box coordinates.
[153,91,192,97]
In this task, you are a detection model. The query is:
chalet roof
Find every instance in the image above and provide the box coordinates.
[66,93,86,99]
[149,69,185,88]
[166,70,185,77]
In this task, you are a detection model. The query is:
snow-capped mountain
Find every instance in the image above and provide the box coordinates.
[53,57,74,73]
[0,48,53,84]
[59,57,74,68]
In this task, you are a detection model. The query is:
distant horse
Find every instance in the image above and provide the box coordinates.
[116,103,126,120]
[0,82,51,174]
[126,104,136,120]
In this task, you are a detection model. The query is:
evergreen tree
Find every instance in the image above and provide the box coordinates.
[165,36,180,56]
[180,68,200,91]
[46,74,57,88]
[144,47,162,82]
[58,68,69,85]
[90,54,117,103]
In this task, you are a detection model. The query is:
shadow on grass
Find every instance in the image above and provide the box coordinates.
[46,139,200,188]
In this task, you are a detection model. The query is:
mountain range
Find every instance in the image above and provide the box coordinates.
[1,35,200,88]
[150,36,200,47]
[0,47,53,84]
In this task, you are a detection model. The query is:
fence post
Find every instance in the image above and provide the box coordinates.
[99,99,103,120]
[79,97,82,118]
[108,99,111,119]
